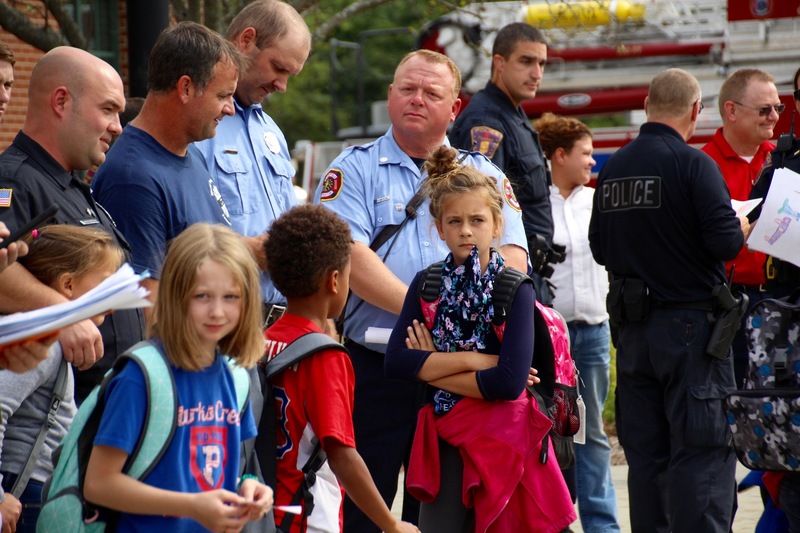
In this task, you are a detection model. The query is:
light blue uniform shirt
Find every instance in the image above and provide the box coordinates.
[314,127,528,352]
[191,99,297,304]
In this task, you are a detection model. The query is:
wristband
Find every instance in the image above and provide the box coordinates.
[238,474,259,490]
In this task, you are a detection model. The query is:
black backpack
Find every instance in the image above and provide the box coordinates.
[254,332,348,532]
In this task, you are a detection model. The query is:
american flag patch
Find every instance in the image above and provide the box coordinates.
[0,189,11,208]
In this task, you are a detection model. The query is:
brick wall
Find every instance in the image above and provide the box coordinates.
[0,1,129,149]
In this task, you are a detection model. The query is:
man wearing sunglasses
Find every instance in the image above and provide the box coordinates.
[701,68,781,388]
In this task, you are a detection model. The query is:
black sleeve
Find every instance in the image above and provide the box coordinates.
[384,271,433,382]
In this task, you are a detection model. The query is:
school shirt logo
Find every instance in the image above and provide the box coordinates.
[190,426,228,490]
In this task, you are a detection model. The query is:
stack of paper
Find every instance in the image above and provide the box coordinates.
[0,263,151,345]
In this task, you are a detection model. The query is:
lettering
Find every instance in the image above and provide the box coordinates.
[599,176,661,212]
[178,400,241,427]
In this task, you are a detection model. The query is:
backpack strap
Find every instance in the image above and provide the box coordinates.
[492,267,532,327]
[122,341,178,481]
[418,261,444,330]
[264,332,345,379]
[10,357,69,498]
[225,358,251,414]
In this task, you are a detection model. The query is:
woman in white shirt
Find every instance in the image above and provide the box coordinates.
[535,113,621,533]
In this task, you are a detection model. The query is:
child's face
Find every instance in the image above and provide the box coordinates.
[61,259,118,325]
[188,258,242,359]
[435,192,500,270]
[331,256,351,318]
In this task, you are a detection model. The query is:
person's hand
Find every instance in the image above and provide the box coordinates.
[189,489,250,533]
[405,319,435,351]
[59,319,104,371]
[0,332,59,373]
[0,221,28,274]
[237,478,273,521]
[527,366,540,387]
[739,216,752,239]
[0,493,22,533]
[386,520,420,533]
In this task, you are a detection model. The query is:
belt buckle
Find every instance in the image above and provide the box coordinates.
[264,304,286,329]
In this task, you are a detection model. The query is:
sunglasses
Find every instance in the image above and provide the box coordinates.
[733,101,786,117]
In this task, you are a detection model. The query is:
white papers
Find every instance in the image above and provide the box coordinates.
[275,505,302,515]
[747,168,800,268]
[732,198,762,217]
[364,327,392,345]
[0,263,151,345]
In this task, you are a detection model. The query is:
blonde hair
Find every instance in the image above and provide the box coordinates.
[150,223,263,370]
[19,224,123,287]
[424,145,504,233]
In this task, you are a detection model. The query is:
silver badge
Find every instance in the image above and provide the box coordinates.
[263,132,280,154]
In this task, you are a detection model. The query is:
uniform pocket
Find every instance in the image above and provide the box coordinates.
[685,383,731,447]
[213,152,254,215]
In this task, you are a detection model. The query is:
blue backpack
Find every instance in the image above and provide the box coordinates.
[36,340,250,532]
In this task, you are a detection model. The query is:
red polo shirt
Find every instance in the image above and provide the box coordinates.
[702,127,774,286]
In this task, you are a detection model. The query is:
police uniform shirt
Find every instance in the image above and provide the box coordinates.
[588,122,743,303]
[450,81,554,249]
[315,127,528,352]
[191,98,297,304]
[0,131,146,398]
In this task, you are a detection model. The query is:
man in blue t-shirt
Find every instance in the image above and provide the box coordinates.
[92,23,265,317]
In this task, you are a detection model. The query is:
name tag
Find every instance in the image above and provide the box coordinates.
[599,176,661,212]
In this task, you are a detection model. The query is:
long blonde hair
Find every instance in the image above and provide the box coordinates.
[150,223,263,370]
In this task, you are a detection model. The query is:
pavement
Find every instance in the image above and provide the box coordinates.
[391,461,767,532]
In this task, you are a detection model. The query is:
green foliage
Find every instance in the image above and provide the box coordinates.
[270,0,452,148]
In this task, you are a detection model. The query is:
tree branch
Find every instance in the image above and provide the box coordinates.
[311,0,394,43]
[0,3,66,51]
[43,0,87,49]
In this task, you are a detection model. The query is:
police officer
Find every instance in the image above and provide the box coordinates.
[192,0,310,323]
[0,47,146,400]
[588,68,749,532]
[315,50,528,532]
[450,22,559,304]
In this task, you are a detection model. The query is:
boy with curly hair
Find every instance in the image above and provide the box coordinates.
[264,204,418,533]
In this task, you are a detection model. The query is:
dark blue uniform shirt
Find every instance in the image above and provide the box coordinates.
[588,122,743,303]
[450,81,553,249]
[0,132,146,399]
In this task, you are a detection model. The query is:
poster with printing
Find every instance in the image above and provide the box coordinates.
[747,167,800,268]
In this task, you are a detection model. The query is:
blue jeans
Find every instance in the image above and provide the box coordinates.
[1,472,43,533]
[568,321,621,533]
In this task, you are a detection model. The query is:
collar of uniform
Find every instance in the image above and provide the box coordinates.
[234,96,263,121]
[13,131,75,190]
[484,80,523,114]
[639,121,686,141]
[381,126,449,173]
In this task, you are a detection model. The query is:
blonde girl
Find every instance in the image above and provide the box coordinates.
[84,223,272,533]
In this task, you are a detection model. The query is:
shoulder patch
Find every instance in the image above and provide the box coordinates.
[503,178,521,211]
[320,169,343,202]
[470,126,503,159]
[0,189,12,208]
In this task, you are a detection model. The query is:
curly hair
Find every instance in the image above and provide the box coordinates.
[19,224,123,287]
[534,112,593,159]
[423,145,504,233]
[265,204,352,298]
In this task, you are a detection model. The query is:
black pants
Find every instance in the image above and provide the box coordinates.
[342,340,422,532]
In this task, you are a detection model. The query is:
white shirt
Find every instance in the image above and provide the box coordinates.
[549,184,609,324]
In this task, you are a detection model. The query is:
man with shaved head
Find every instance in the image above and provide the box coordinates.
[0,47,145,401]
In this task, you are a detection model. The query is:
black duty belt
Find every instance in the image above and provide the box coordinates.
[651,299,714,312]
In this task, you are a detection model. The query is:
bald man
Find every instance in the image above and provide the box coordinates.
[0,47,145,399]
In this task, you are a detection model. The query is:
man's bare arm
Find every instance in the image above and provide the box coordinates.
[348,242,409,315]
[499,243,528,273]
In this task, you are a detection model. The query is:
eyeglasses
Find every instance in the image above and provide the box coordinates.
[697,101,704,114]
[733,101,786,116]
[794,89,800,101]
